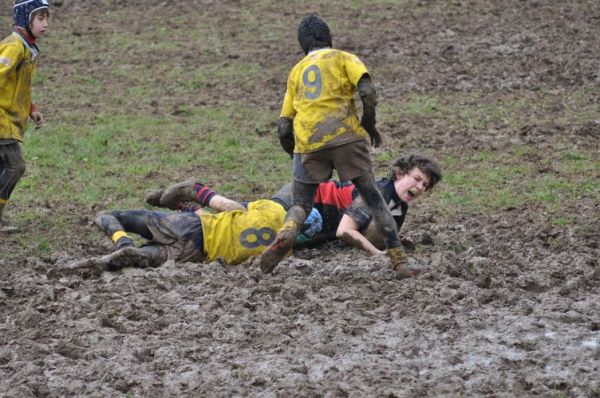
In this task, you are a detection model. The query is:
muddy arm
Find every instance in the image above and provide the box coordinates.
[277,117,295,158]
[357,75,381,148]
[336,214,384,255]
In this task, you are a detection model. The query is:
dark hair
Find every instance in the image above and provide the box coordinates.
[297,13,332,55]
[390,153,442,191]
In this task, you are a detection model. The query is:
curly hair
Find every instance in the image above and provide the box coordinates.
[390,153,442,191]
[297,13,332,55]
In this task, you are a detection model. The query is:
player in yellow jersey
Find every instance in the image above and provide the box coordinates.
[1,0,50,233]
[48,184,323,277]
[260,13,408,275]
[86,199,287,270]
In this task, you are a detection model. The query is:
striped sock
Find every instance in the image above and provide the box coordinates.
[194,183,216,206]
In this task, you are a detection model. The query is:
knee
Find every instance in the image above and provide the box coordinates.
[5,158,26,181]
[14,160,26,179]
[94,210,114,226]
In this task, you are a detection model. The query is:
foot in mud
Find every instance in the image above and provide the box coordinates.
[259,229,295,274]
[102,246,152,269]
[388,247,420,279]
[48,257,108,279]
[159,179,196,210]
[0,219,19,234]
[145,189,164,207]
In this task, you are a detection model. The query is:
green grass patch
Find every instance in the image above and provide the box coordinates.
[433,144,599,215]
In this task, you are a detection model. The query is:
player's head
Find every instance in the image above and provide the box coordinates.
[391,153,442,192]
[297,13,332,55]
[13,0,50,36]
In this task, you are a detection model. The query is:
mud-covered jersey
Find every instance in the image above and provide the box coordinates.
[312,180,355,241]
[199,199,287,265]
[0,32,38,142]
[280,48,370,153]
[345,178,408,232]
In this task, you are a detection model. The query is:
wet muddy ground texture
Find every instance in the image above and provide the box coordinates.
[1,1,600,396]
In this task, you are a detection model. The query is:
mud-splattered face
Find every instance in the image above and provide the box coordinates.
[394,167,431,203]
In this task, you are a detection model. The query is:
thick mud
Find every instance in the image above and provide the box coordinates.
[1,1,599,396]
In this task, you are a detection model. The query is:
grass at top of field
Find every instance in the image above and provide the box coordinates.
[1,2,599,259]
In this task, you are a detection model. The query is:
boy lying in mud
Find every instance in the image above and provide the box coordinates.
[48,153,440,279]
[147,153,442,261]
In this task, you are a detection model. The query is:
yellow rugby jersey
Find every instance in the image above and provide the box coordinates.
[281,48,370,153]
[0,32,37,142]
[199,199,287,265]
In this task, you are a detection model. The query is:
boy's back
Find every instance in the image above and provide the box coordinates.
[199,199,287,265]
[282,48,369,153]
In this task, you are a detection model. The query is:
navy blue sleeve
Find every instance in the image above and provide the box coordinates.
[344,200,372,231]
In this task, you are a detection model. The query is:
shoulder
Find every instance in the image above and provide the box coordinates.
[0,48,25,70]
[0,34,25,56]
[338,49,363,62]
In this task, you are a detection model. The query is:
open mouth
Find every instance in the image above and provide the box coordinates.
[407,188,419,199]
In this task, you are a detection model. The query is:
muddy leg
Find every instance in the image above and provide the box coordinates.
[352,173,416,277]
[95,209,162,248]
[259,180,316,273]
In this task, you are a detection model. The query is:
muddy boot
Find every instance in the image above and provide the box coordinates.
[48,257,108,279]
[102,246,153,270]
[0,219,19,234]
[145,189,164,207]
[388,247,419,279]
[259,221,299,274]
[159,179,197,210]
[0,205,19,234]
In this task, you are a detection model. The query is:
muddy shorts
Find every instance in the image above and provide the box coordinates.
[0,142,25,201]
[146,212,206,263]
[293,140,372,183]
[270,183,293,210]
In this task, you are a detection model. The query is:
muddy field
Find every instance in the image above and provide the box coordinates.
[1,1,600,397]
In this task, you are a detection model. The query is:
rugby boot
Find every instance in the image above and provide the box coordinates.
[145,189,163,207]
[102,246,153,270]
[0,206,18,233]
[146,189,200,212]
[158,180,196,209]
[47,257,107,279]
[259,221,299,273]
[388,246,419,279]
[0,220,19,234]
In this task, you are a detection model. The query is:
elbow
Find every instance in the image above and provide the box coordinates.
[357,77,377,107]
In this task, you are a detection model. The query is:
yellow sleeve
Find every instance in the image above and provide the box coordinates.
[280,71,297,119]
[0,38,24,81]
[343,51,369,87]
